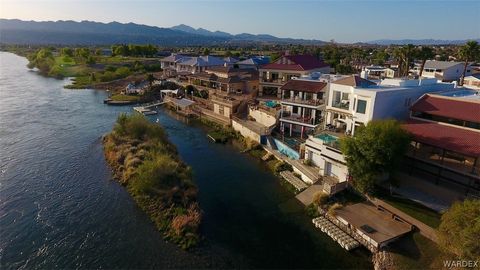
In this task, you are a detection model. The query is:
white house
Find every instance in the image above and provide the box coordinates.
[463,74,480,90]
[413,60,473,81]
[304,76,457,194]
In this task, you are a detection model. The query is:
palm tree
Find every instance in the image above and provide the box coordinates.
[393,47,405,77]
[416,46,435,77]
[458,41,480,85]
[401,44,416,77]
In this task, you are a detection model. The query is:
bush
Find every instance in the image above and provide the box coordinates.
[274,162,293,173]
[312,192,329,207]
[438,199,480,261]
[327,203,342,217]
[305,203,319,217]
[104,113,200,249]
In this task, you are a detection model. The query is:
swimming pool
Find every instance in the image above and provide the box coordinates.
[315,133,338,143]
[264,100,278,108]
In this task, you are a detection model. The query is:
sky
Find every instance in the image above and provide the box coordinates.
[1,0,479,43]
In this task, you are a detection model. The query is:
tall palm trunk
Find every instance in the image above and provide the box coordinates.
[459,60,468,86]
[419,59,427,77]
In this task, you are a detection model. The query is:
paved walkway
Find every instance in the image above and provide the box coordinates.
[296,183,324,205]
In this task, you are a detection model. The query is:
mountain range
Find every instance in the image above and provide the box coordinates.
[0,19,326,46]
[366,39,479,45]
[0,19,477,46]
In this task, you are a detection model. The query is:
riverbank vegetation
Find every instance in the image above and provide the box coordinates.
[103,113,201,249]
[21,46,162,89]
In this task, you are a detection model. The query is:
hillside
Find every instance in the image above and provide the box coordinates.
[0,19,326,46]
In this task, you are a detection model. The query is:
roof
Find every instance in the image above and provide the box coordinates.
[261,55,329,71]
[335,203,412,245]
[465,74,480,80]
[411,94,480,123]
[168,98,195,108]
[223,57,239,63]
[280,79,328,93]
[177,55,226,67]
[237,56,270,66]
[424,60,465,70]
[332,75,377,87]
[160,53,186,62]
[402,119,480,157]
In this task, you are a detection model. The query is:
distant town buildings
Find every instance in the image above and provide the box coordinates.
[413,60,473,81]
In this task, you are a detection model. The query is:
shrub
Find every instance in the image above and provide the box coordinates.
[274,162,293,173]
[305,203,319,217]
[327,203,342,217]
[312,192,329,207]
[438,199,480,260]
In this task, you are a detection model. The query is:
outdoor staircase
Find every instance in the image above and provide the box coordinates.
[279,171,308,191]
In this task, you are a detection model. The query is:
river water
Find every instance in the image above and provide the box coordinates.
[0,52,371,269]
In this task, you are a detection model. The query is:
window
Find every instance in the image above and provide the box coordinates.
[356,100,367,114]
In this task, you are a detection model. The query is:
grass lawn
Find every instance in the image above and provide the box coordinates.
[375,188,442,228]
[110,94,141,102]
[390,232,450,270]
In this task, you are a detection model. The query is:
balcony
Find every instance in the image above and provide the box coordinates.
[331,100,350,110]
[280,114,321,126]
[261,77,284,84]
[282,97,324,107]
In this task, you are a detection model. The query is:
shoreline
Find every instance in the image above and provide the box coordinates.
[102,113,202,250]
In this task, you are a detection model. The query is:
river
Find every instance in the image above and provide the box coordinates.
[0,52,371,269]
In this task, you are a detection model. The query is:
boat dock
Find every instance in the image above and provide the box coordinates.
[312,216,360,251]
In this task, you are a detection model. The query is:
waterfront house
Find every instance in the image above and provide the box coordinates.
[176,55,229,74]
[258,54,330,98]
[402,90,480,197]
[412,60,473,81]
[304,76,457,193]
[186,65,259,96]
[279,77,328,139]
[324,76,456,136]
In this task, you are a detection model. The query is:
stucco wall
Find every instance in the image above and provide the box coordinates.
[249,108,277,128]
[231,119,261,143]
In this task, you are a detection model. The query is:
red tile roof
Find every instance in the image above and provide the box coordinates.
[261,55,329,71]
[402,119,480,157]
[332,75,376,87]
[411,94,480,123]
[280,79,327,93]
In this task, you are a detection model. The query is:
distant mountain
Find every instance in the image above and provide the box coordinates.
[0,19,327,46]
[170,24,327,45]
[171,24,232,37]
[0,19,228,46]
[366,39,480,45]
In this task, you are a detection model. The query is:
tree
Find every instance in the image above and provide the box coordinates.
[60,47,74,57]
[458,41,480,85]
[202,48,210,56]
[146,73,155,88]
[438,199,480,261]
[400,44,415,77]
[86,56,96,65]
[415,46,435,77]
[340,120,411,194]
